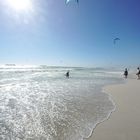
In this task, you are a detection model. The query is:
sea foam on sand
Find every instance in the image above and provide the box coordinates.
[0,66,123,140]
[87,79,140,140]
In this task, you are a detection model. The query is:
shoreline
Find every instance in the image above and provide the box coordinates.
[87,78,140,140]
[84,80,123,140]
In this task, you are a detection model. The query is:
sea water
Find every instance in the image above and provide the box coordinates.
[0,65,122,140]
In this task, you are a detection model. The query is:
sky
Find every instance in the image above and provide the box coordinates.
[0,0,140,67]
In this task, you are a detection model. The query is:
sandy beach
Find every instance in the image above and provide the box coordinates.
[87,79,140,140]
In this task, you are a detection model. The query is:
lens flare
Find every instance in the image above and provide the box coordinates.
[7,0,32,11]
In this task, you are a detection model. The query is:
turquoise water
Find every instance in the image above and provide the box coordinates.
[0,66,122,140]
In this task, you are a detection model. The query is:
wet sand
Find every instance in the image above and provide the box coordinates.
[87,79,140,140]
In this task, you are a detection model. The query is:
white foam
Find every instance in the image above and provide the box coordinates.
[0,66,122,140]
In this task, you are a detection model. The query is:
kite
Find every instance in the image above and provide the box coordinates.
[113,38,120,44]
[66,0,79,4]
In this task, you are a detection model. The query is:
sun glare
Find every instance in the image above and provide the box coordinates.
[7,0,32,11]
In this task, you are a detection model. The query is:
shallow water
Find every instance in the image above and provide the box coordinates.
[0,66,122,140]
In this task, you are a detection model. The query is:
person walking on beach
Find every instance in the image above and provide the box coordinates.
[124,68,128,78]
[136,67,140,79]
[66,71,70,78]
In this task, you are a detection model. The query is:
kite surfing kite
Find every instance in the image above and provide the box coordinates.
[66,0,79,4]
[113,38,120,44]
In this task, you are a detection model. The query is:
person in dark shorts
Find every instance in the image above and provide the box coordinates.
[124,68,128,78]
[136,67,140,79]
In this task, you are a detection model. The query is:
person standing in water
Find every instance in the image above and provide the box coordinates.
[66,71,70,78]
[136,67,140,79]
[124,68,128,78]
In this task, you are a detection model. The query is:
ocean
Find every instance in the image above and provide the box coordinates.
[0,65,123,140]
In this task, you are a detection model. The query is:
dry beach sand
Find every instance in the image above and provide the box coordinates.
[87,79,140,140]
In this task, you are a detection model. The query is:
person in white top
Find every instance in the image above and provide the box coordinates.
[136,67,140,79]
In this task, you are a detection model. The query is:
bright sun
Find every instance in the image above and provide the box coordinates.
[7,0,32,11]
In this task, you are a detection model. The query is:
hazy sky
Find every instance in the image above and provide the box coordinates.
[0,0,140,67]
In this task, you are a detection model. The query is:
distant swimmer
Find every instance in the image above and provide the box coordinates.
[124,68,128,78]
[66,71,70,78]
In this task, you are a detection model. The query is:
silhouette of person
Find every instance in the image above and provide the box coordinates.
[124,68,128,78]
[66,71,69,78]
[136,67,140,79]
